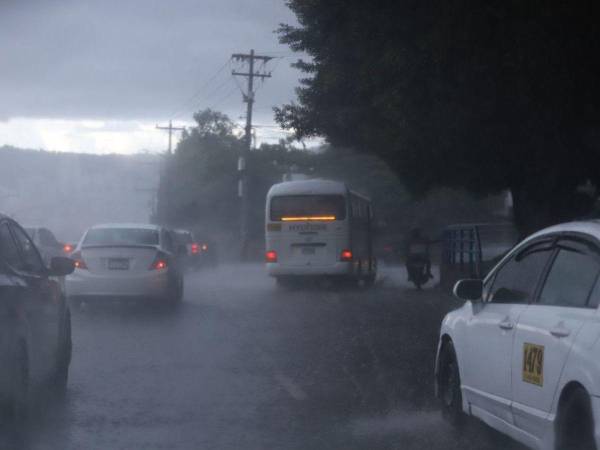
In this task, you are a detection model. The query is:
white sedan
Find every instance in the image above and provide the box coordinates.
[435,221,600,450]
[67,223,184,306]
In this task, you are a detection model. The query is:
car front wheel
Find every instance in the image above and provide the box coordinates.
[556,387,597,450]
[9,340,29,422]
[53,308,72,394]
[438,341,464,428]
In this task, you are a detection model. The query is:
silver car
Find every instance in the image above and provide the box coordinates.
[67,223,184,306]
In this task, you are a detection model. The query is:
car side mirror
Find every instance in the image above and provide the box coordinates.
[453,279,483,302]
[49,256,75,276]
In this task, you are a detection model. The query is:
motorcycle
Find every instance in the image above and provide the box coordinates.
[406,255,432,289]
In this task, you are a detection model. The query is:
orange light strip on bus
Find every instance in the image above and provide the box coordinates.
[281,216,336,221]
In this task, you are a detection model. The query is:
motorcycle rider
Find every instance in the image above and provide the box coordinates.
[404,228,433,287]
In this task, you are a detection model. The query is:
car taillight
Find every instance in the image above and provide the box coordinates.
[71,251,88,270]
[265,250,277,263]
[340,249,353,262]
[149,253,168,270]
[201,243,208,251]
[151,260,167,270]
[191,243,199,254]
[63,244,73,253]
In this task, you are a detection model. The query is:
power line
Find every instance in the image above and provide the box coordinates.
[209,83,240,110]
[254,50,297,56]
[204,76,237,102]
[170,57,232,119]
[253,124,289,129]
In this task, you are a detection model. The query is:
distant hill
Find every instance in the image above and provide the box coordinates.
[0,146,161,242]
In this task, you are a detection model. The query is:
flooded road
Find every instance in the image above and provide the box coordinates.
[0,264,524,450]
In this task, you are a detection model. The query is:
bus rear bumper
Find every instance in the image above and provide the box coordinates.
[266,262,353,277]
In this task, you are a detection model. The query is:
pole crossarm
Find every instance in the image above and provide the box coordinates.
[156,120,185,155]
[155,125,185,131]
[231,71,271,79]
[232,53,274,62]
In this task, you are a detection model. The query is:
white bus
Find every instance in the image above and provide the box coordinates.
[265,179,376,285]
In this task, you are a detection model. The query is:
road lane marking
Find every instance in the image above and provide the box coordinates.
[274,372,307,401]
[256,347,308,401]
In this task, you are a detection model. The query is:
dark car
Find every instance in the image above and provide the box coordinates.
[173,229,199,271]
[24,226,72,265]
[173,229,217,270]
[0,214,74,420]
[195,237,218,268]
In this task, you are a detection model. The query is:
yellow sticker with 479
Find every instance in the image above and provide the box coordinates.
[523,343,544,386]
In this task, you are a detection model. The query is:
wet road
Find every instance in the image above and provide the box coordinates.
[0,264,524,450]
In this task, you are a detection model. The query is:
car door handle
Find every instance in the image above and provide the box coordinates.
[550,327,571,338]
[498,320,514,330]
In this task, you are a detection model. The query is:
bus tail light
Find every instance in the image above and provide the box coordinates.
[191,243,199,254]
[71,251,88,270]
[340,249,353,262]
[265,250,278,263]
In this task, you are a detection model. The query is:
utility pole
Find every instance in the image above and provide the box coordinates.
[155,120,184,225]
[232,49,273,259]
[156,120,185,155]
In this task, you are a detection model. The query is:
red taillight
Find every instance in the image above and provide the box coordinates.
[265,250,277,263]
[340,249,353,262]
[150,259,167,270]
[63,244,73,253]
[191,243,199,254]
[149,252,168,270]
[71,251,88,270]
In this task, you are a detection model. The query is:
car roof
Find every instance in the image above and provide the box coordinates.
[21,226,50,232]
[481,220,600,284]
[88,223,162,231]
[444,222,516,230]
[268,179,348,196]
[525,220,600,243]
[0,214,35,228]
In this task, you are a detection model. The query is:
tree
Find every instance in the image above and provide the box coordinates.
[156,109,243,234]
[155,109,319,256]
[276,1,600,234]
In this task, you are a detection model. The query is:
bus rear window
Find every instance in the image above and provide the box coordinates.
[270,195,346,221]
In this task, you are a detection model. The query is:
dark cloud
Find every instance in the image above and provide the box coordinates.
[0,0,300,123]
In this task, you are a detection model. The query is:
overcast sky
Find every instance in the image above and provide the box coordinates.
[0,0,304,153]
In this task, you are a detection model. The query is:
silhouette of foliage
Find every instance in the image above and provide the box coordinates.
[277,1,600,233]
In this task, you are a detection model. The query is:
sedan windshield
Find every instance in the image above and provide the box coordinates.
[83,228,159,246]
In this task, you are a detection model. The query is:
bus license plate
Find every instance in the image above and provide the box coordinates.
[301,247,316,255]
[108,258,129,270]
